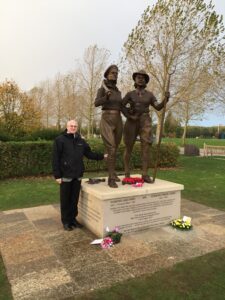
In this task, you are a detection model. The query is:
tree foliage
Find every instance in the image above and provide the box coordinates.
[77,45,110,138]
[29,45,110,136]
[0,80,41,135]
[164,111,181,137]
[122,0,225,137]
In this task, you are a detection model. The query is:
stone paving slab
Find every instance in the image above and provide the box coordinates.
[0,199,225,299]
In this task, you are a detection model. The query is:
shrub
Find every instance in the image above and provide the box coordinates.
[29,128,62,141]
[0,141,53,178]
[184,144,200,156]
[0,140,179,179]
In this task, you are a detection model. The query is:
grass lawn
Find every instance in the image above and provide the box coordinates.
[77,248,225,300]
[0,176,58,211]
[156,156,225,210]
[0,172,108,211]
[1,155,225,299]
[163,137,225,148]
[0,156,224,211]
[0,256,12,300]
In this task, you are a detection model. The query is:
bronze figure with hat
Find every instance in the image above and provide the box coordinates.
[95,65,123,188]
[122,69,170,183]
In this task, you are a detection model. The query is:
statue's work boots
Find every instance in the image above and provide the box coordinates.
[114,175,121,182]
[124,173,130,178]
[108,178,118,188]
[142,175,153,183]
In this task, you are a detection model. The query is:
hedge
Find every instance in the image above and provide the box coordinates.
[0,139,179,179]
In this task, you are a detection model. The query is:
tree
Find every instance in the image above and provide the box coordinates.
[0,80,40,135]
[122,0,225,141]
[77,45,110,138]
[173,60,214,144]
[52,73,64,130]
[164,111,180,137]
[211,51,225,114]
[29,79,55,128]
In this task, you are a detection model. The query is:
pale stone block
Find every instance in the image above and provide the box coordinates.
[78,176,183,237]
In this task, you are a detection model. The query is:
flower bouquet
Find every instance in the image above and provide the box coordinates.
[170,216,192,230]
[101,237,113,249]
[101,226,122,249]
[122,177,144,185]
[106,226,122,244]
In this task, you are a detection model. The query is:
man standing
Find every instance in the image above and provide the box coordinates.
[122,70,169,183]
[52,120,105,231]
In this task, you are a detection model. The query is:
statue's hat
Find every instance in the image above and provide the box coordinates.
[132,70,149,83]
[104,65,119,78]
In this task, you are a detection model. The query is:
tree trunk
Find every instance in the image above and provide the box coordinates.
[181,101,190,146]
[181,121,188,146]
[155,113,163,143]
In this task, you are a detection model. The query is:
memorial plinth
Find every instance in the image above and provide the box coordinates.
[78,176,184,237]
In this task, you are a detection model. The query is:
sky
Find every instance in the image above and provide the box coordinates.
[0,0,224,126]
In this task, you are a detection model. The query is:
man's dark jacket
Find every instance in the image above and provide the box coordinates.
[52,131,103,179]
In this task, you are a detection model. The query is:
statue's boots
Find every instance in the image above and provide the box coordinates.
[142,174,153,183]
[141,142,153,183]
[114,174,121,182]
[123,147,132,180]
[107,150,118,188]
[108,178,118,188]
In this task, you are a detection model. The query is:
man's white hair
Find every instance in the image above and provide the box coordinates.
[67,119,78,127]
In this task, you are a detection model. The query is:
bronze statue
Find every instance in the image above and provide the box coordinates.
[95,65,123,188]
[122,70,170,183]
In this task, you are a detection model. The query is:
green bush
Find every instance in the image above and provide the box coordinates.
[29,128,62,141]
[0,140,179,179]
[0,141,53,178]
[0,128,62,142]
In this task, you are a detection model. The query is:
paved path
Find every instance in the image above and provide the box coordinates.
[1,199,225,299]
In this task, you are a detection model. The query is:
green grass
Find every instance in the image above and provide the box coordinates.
[1,156,224,211]
[0,256,13,300]
[163,137,225,148]
[77,248,225,300]
[0,172,109,211]
[0,176,58,211]
[156,156,225,210]
[1,156,225,299]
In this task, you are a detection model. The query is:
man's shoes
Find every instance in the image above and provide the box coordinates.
[63,224,73,231]
[142,175,153,183]
[71,219,83,228]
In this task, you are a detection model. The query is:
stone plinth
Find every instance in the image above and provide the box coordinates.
[78,176,184,237]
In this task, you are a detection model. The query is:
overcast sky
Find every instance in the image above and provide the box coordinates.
[0,0,224,126]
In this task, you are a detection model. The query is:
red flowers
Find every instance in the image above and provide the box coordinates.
[122,177,144,185]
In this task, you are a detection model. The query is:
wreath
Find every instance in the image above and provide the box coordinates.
[170,216,192,230]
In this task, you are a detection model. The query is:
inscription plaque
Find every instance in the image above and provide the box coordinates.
[78,177,183,237]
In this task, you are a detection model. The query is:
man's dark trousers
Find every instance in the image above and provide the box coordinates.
[60,179,81,225]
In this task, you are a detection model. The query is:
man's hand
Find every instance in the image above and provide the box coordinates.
[104,154,108,160]
[56,178,62,184]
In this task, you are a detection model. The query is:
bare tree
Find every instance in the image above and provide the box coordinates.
[77,45,110,138]
[29,79,55,128]
[211,52,225,114]
[52,73,64,130]
[62,72,80,120]
[122,0,225,141]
